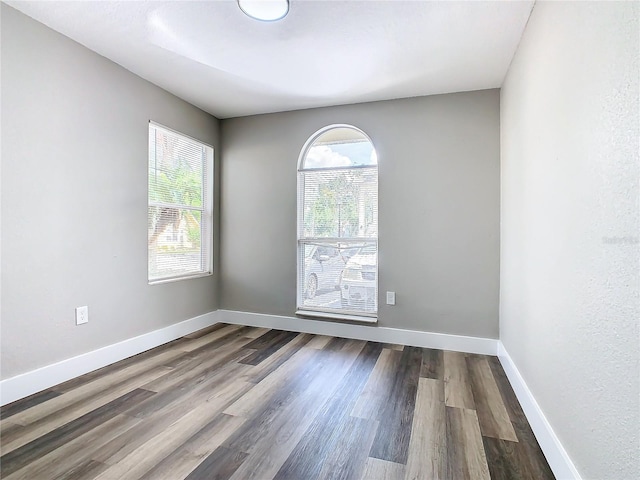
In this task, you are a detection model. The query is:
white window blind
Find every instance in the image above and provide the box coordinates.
[297,125,378,319]
[148,122,213,283]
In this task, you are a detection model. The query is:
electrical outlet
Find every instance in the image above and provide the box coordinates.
[386,291,396,305]
[76,306,89,325]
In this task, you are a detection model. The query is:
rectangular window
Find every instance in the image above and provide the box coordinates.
[148,122,213,283]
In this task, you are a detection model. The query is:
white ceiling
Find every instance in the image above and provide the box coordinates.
[6,0,535,119]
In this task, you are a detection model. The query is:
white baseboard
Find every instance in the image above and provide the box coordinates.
[215,309,498,355]
[0,308,497,407]
[0,311,218,406]
[497,341,582,480]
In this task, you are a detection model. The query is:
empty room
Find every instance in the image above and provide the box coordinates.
[1,1,638,479]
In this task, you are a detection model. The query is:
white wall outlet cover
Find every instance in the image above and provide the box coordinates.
[386,291,396,305]
[76,306,89,325]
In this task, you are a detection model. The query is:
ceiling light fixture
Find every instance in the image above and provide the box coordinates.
[238,0,289,22]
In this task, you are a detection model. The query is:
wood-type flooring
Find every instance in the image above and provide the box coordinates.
[0,323,555,480]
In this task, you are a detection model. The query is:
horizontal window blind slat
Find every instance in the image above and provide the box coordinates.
[299,164,378,173]
[149,200,205,212]
[298,237,378,244]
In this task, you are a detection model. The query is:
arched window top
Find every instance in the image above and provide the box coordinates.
[299,125,377,171]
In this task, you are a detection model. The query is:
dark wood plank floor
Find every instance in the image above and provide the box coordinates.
[0,324,555,480]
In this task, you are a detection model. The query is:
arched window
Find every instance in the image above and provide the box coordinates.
[297,125,378,320]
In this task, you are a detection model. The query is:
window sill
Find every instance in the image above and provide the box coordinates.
[149,271,212,285]
[295,310,378,324]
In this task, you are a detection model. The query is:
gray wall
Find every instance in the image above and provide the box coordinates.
[500,2,639,479]
[220,90,500,338]
[1,5,221,379]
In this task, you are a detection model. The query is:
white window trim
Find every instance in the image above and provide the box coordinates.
[296,124,378,321]
[148,121,214,284]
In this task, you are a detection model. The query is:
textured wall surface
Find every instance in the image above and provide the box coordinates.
[1,6,221,379]
[220,90,500,338]
[500,2,639,479]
